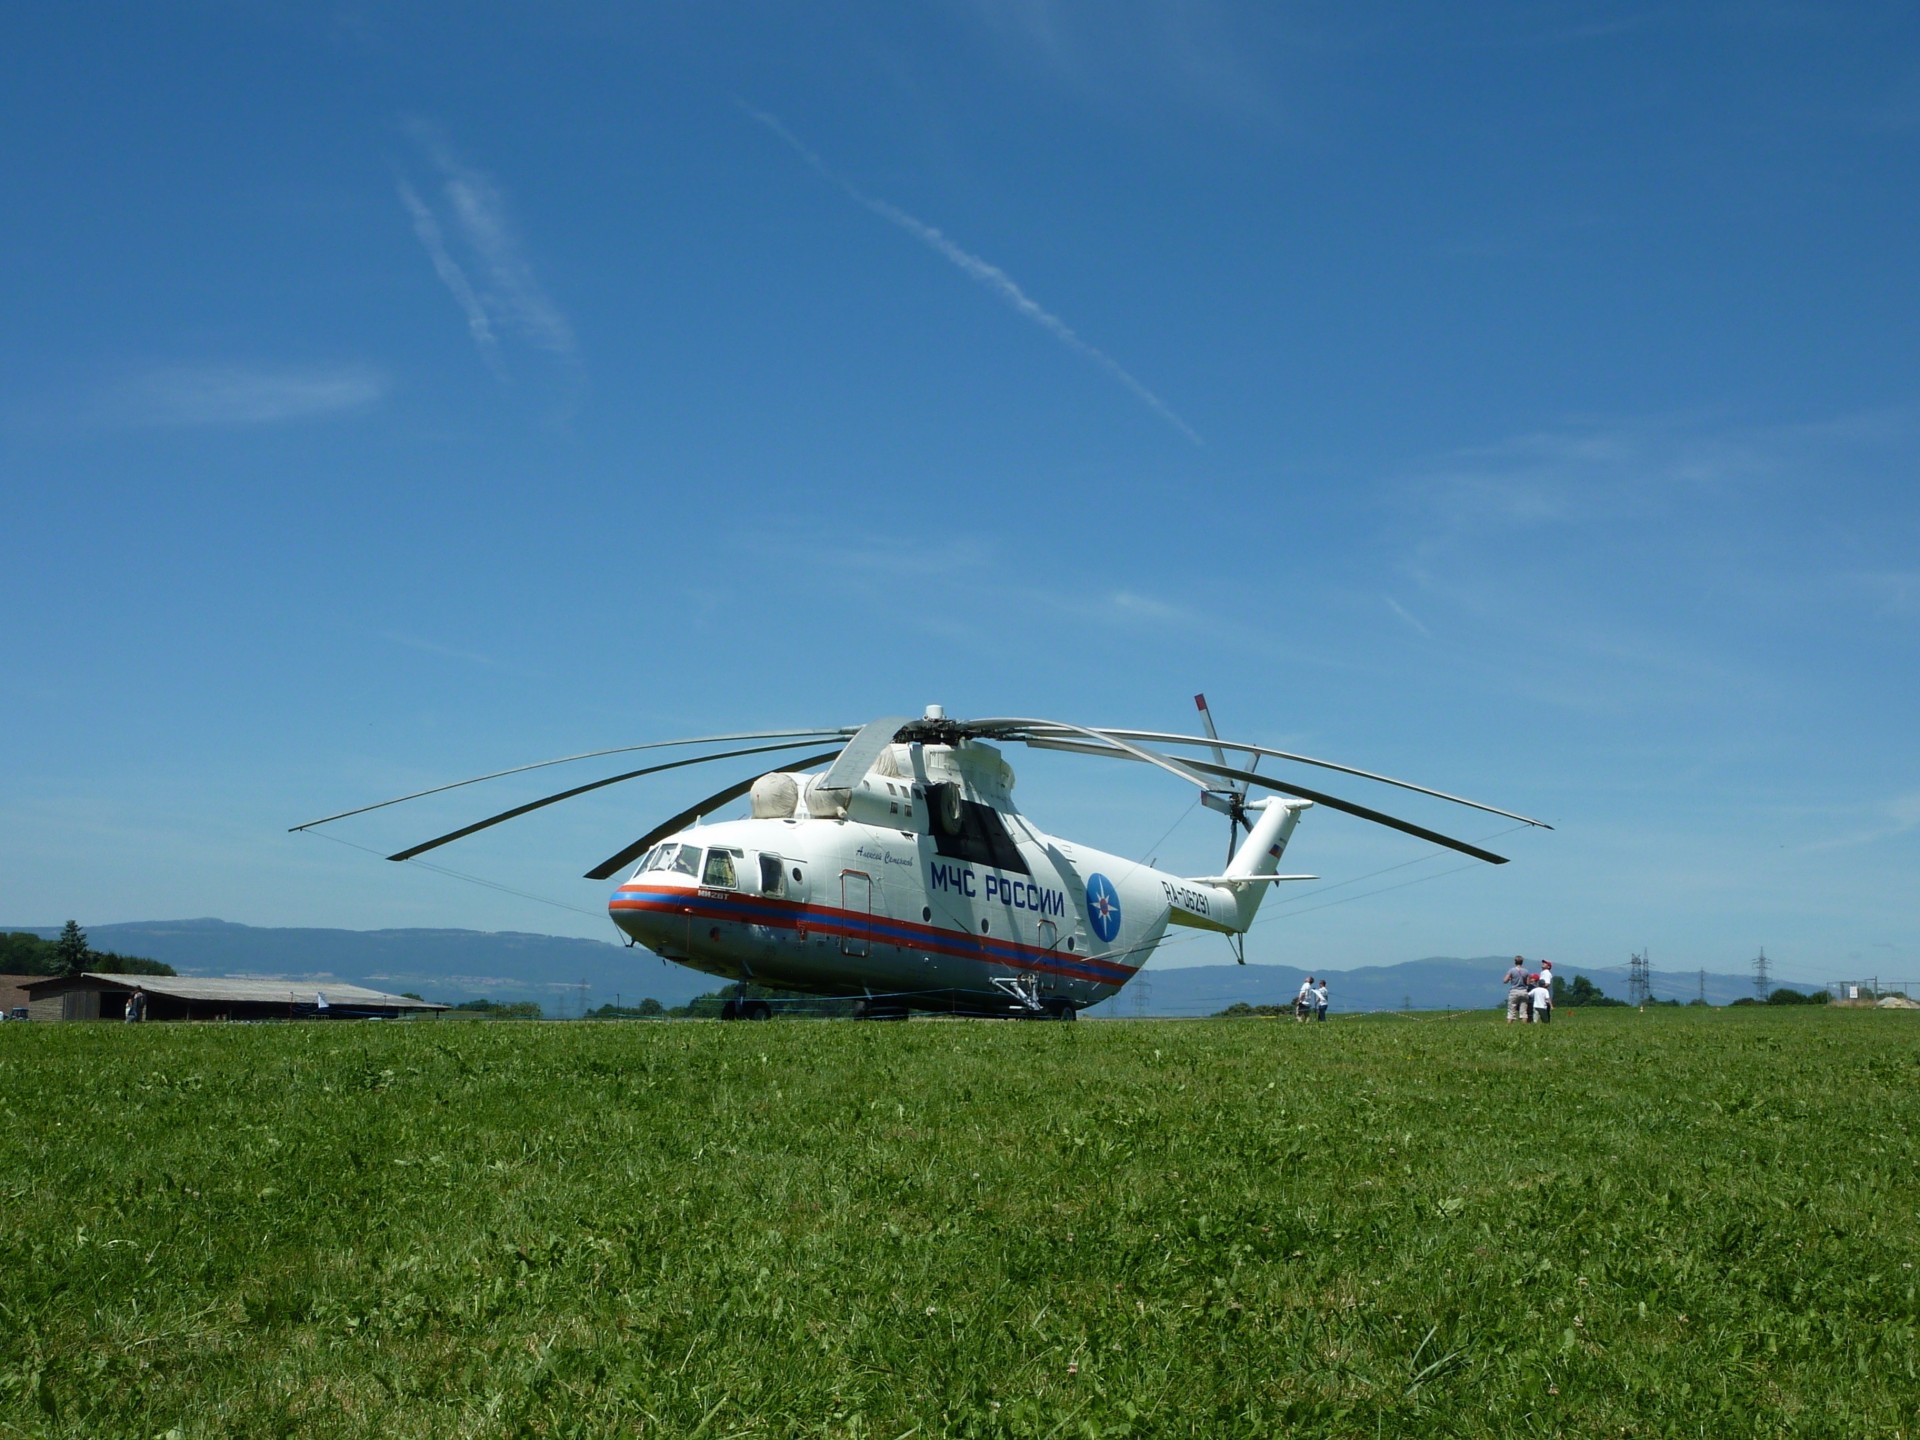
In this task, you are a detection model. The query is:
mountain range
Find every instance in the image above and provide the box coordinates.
[8,919,1821,1016]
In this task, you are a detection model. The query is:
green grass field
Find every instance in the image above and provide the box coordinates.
[3,1008,1915,1438]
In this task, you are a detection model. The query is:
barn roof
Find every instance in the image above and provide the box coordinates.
[22,972,447,1009]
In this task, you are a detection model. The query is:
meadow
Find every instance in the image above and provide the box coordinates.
[1,1007,1915,1438]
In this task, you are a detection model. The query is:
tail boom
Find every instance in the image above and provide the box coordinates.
[1167,798,1313,934]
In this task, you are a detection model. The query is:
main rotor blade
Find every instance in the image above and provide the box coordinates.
[1185,755,1515,864]
[959,716,1217,791]
[1014,723,1550,829]
[387,740,835,863]
[290,726,858,832]
[1193,693,1247,800]
[584,751,841,880]
[1018,735,1514,864]
[818,715,912,790]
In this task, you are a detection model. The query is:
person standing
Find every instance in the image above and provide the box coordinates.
[1530,977,1552,1025]
[1296,975,1315,1022]
[1503,957,1529,1024]
[1314,980,1329,1022]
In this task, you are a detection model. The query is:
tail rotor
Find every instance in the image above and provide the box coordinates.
[1195,692,1259,855]
[1195,692,1257,963]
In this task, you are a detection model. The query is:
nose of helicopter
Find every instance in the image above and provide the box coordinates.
[608,884,663,947]
[608,863,696,959]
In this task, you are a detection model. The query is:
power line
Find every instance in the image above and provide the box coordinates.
[1627,949,1651,1008]
[297,828,606,919]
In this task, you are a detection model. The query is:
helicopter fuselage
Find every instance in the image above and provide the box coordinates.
[607,739,1298,1016]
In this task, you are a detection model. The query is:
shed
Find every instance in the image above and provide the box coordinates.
[1,974,38,1018]
[21,973,448,1022]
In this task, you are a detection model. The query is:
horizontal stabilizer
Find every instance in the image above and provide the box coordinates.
[1186,874,1318,885]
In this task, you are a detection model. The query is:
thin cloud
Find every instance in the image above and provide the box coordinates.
[1105,589,1191,623]
[1024,579,1230,639]
[110,362,388,426]
[398,178,501,375]
[953,0,1287,128]
[1799,790,1920,853]
[1850,570,1919,617]
[382,631,501,669]
[738,101,1202,446]
[1385,596,1431,637]
[397,123,577,376]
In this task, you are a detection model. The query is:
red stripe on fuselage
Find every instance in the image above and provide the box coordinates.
[609,883,1138,987]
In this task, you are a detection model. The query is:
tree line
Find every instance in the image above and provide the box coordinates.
[589,984,860,1019]
[443,986,857,1020]
[1,922,175,978]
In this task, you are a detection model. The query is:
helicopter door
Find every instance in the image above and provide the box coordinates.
[840,870,872,957]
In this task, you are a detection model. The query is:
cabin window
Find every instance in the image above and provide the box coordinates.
[703,850,738,889]
[666,845,700,878]
[759,855,785,896]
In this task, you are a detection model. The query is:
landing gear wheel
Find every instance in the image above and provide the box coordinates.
[745,1000,774,1022]
[720,998,740,1021]
[1043,998,1077,1022]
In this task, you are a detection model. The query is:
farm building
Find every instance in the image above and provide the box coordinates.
[20,972,447,1022]
[2,974,37,1018]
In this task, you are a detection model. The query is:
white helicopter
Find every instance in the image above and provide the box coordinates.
[295,698,1547,1020]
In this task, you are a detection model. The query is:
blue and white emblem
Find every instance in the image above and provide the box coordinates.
[1085,873,1122,944]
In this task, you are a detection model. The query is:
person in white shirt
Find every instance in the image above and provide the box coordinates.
[1314,982,1329,1022]
[1296,976,1315,1022]
[1530,981,1552,1025]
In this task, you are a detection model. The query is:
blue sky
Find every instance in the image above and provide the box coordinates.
[4,2,1916,989]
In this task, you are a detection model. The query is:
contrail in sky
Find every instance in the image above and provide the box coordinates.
[397,121,577,379]
[739,102,1203,446]
[398,178,503,374]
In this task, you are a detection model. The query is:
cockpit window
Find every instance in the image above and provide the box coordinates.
[666,844,699,878]
[702,849,738,889]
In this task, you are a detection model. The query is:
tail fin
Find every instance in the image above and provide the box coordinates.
[1220,797,1312,931]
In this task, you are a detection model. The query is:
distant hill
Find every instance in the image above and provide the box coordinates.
[7,920,1820,1016]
